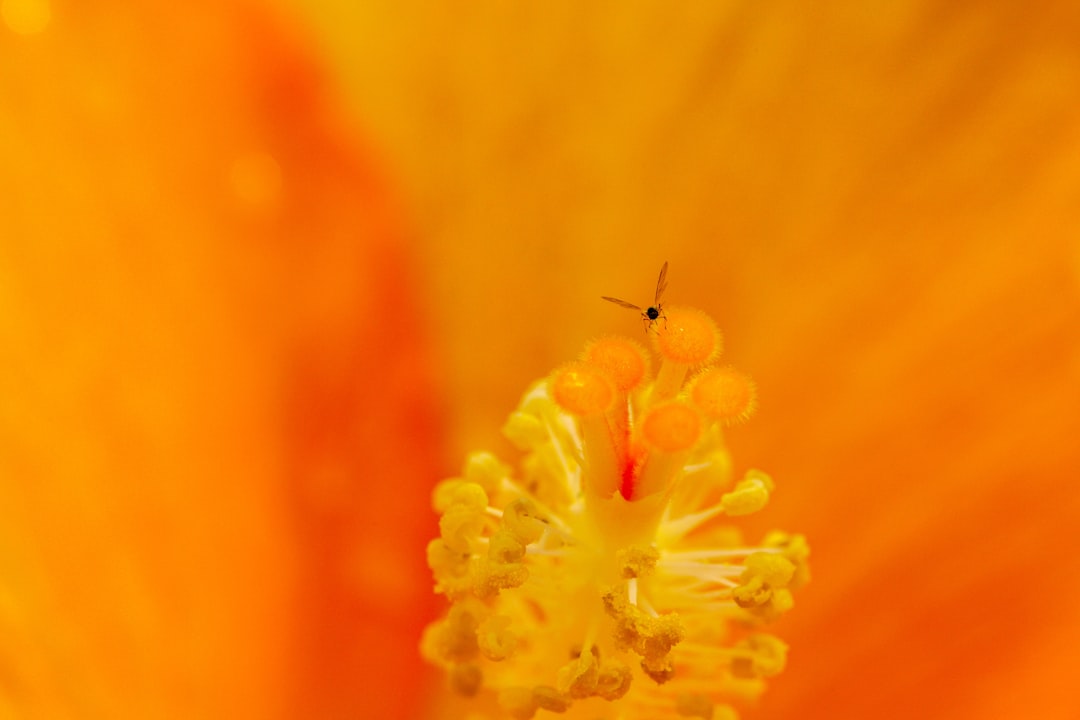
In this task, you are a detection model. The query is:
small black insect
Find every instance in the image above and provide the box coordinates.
[601,261,669,331]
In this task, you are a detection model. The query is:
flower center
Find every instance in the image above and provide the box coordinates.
[422,308,809,720]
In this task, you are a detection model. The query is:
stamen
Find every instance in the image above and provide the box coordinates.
[499,477,577,542]
[659,469,776,543]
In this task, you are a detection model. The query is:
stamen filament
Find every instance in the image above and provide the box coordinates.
[658,504,726,544]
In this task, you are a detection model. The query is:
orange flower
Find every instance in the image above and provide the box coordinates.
[6,2,1080,720]
[292,2,1080,718]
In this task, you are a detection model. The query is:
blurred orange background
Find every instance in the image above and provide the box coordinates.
[2,1,1079,719]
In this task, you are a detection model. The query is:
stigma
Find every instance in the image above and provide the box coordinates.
[422,307,809,719]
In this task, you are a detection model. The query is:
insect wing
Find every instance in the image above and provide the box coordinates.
[601,296,642,311]
[654,261,669,306]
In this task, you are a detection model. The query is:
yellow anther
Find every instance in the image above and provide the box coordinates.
[616,545,660,579]
[419,600,482,664]
[770,588,795,614]
[763,531,812,588]
[720,469,774,516]
[432,480,489,514]
[477,614,518,661]
[744,586,796,622]
[463,451,510,495]
[425,538,467,574]
[595,664,633,700]
[731,634,788,679]
[488,529,526,564]
[641,655,676,684]
[439,505,486,553]
[533,685,572,712]
[502,409,547,450]
[425,539,471,596]
[556,649,599,698]
[742,552,796,589]
[732,575,772,609]
[503,498,546,544]
[602,588,685,682]
[472,559,529,600]
[745,468,775,490]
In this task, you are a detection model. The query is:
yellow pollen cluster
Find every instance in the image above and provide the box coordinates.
[422,307,810,719]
